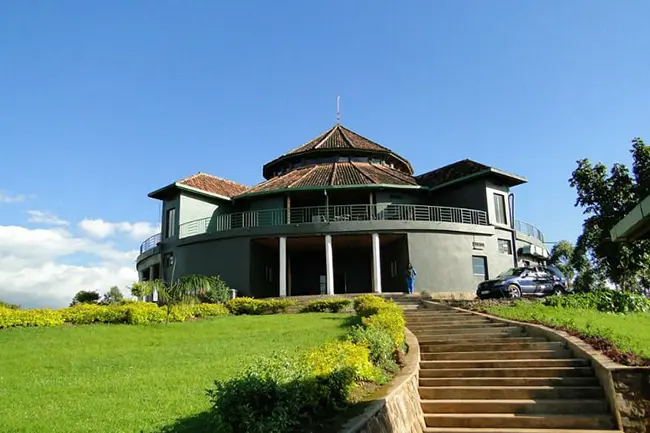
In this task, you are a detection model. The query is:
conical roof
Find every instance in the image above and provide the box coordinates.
[263,124,413,179]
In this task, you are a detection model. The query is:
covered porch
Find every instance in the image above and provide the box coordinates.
[250,233,409,297]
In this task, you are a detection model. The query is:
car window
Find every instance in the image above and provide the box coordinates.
[545,266,566,279]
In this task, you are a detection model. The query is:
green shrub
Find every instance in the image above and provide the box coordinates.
[347,325,398,374]
[207,351,355,433]
[188,275,230,304]
[303,340,380,383]
[0,308,65,329]
[362,310,406,351]
[191,303,229,317]
[353,295,401,318]
[301,298,351,313]
[123,303,167,325]
[226,298,296,315]
[545,289,650,313]
[61,304,129,324]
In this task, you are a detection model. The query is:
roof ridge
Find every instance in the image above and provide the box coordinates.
[350,161,379,184]
[339,125,391,151]
[372,163,415,183]
[330,162,338,184]
[314,126,339,150]
[288,165,319,188]
[282,125,335,155]
[180,172,248,188]
[336,125,356,150]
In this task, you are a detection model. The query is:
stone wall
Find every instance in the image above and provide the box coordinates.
[612,368,650,433]
[339,328,425,433]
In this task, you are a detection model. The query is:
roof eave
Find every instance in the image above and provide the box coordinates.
[234,183,424,199]
[148,182,235,202]
[421,168,527,192]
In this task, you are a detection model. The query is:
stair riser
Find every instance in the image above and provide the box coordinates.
[419,377,600,387]
[420,359,587,369]
[413,330,527,339]
[406,314,480,320]
[419,387,604,400]
[423,415,614,429]
[419,342,564,353]
[408,323,511,332]
[418,337,542,344]
[421,349,571,361]
[421,399,609,414]
[419,367,595,378]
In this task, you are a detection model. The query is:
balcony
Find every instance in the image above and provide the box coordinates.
[139,204,545,254]
[515,220,545,243]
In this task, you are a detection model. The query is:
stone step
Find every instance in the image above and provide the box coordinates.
[406,312,478,318]
[423,428,620,433]
[419,386,604,400]
[420,358,589,370]
[419,376,600,387]
[421,349,572,361]
[423,413,614,429]
[419,366,594,378]
[418,336,541,344]
[408,323,512,332]
[413,329,528,340]
[421,398,609,414]
[408,319,496,326]
[419,341,565,353]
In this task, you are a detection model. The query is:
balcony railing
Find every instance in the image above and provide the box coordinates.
[515,219,545,242]
[139,204,545,254]
[140,232,161,254]
[176,204,489,239]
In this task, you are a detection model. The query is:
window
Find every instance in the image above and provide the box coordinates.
[265,266,274,283]
[390,261,398,278]
[163,253,174,268]
[319,275,327,294]
[472,256,488,279]
[498,238,512,254]
[493,193,507,225]
[165,208,176,238]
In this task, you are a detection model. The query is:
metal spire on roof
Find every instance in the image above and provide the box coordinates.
[336,96,341,124]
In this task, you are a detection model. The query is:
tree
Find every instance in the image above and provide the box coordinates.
[101,286,124,305]
[569,137,650,292]
[548,240,576,284]
[158,278,200,323]
[70,290,100,306]
[130,281,153,299]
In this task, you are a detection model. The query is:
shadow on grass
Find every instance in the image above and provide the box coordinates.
[320,314,362,328]
[153,410,217,433]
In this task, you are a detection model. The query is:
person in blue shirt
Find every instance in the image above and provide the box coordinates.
[406,263,417,294]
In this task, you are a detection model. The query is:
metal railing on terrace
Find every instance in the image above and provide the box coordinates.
[139,204,545,254]
[177,204,489,239]
[515,219,545,243]
[140,232,161,254]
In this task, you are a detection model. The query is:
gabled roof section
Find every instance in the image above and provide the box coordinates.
[148,172,249,201]
[237,162,419,198]
[415,159,527,190]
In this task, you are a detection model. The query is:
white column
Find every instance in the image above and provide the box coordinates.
[325,235,335,295]
[372,233,382,293]
[279,236,287,297]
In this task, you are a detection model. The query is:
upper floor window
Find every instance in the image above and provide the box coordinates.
[493,193,507,225]
[498,238,512,254]
[165,208,176,238]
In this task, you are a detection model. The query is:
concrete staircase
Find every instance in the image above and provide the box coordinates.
[402,301,621,433]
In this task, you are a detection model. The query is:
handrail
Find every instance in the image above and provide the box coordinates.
[177,203,489,239]
[139,204,545,254]
[515,219,545,243]
[140,233,161,254]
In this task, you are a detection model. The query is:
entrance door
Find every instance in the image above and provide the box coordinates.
[334,273,346,294]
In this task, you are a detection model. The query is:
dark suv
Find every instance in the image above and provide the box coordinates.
[476,265,567,299]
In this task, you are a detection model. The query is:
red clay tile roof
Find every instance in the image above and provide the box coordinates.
[284,124,392,155]
[239,162,417,196]
[178,173,248,198]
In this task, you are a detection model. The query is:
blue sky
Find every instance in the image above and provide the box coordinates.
[1,0,649,306]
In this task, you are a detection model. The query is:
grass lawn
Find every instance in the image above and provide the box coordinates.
[0,313,351,433]
[483,302,650,362]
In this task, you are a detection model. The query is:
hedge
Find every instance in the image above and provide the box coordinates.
[208,295,405,432]
[300,298,351,313]
[225,297,296,315]
[0,302,229,329]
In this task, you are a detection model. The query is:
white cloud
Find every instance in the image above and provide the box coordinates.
[0,192,26,203]
[78,219,160,240]
[27,210,69,226]
[0,222,147,309]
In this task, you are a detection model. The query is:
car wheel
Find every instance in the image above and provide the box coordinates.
[553,286,563,296]
[507,284,522,299]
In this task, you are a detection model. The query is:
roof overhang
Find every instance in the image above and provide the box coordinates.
[234,183,424,200]
[148,182,234,202]
[424,168,527,192]
[517,244,550,260]
[610,195,650,242]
